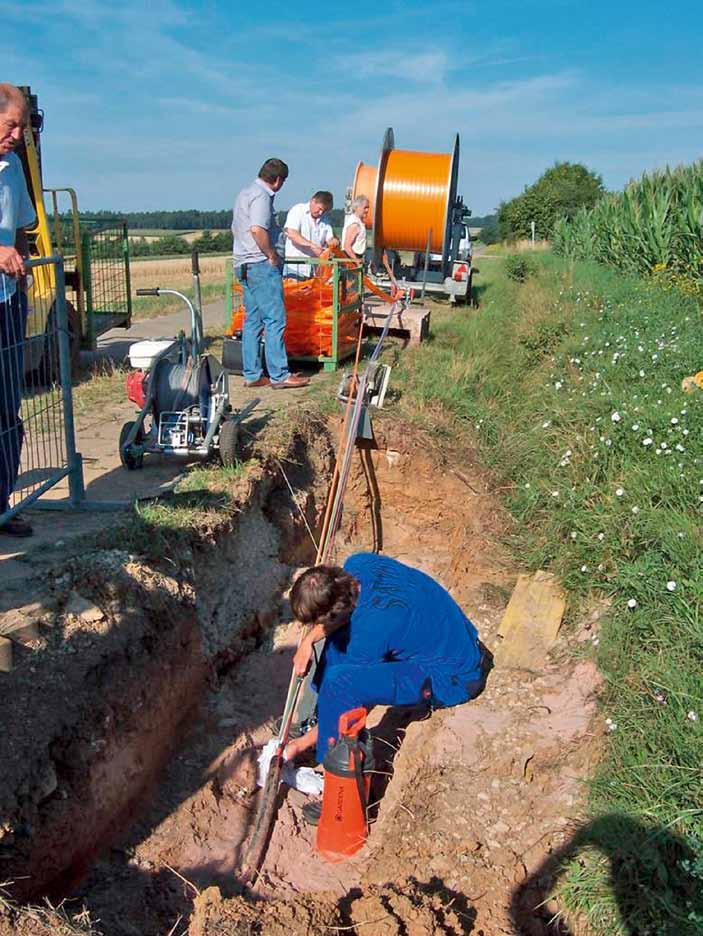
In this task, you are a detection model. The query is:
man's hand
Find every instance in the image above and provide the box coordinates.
[267,252,282,268]
[293,638,314,677]
[328,237,340,250]
[0,246,25,278]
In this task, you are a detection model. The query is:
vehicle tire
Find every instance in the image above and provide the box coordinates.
[119,420,144,470]
[39,301,81,384]
[219,419,240,468]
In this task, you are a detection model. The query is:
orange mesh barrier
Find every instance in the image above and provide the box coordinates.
[227,253,382,359]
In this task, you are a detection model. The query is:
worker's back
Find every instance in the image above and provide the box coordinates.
[335,553,480,671]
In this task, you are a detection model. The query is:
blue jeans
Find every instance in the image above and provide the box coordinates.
[240,260,289,384]
[0,291,27,514]
[313,650,486,764]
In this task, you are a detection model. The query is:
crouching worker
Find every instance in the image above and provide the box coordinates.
[285,552,492,819]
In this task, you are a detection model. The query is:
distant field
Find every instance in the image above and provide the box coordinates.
[129,254,229,290]
[128,228,229,242]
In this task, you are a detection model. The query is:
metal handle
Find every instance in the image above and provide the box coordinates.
[136,288,159,296]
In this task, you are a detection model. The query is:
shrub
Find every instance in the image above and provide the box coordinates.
[504,254,536,283]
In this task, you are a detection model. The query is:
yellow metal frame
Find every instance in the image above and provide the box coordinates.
[21,125,55,338]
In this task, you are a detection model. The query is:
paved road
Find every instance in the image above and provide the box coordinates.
[92,298,230,365]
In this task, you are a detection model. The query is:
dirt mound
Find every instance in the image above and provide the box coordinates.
[188,885,339,936]
[188,878,472,936]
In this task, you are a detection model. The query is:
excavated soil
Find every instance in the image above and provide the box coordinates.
[0,415,603,936]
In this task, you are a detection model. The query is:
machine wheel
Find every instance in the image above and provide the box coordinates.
[39,301,81,385]
[219,419,241,468]
[119,421,144,470]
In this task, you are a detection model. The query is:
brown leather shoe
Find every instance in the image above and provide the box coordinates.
[243,376,270,388]
[270,373,310,389]
[0,515,33,537]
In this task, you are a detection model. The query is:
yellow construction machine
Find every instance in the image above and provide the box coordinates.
[17,86,132,377]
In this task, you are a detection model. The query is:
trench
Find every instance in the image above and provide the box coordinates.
[1,416,580,936]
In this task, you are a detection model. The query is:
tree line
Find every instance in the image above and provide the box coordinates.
[80,207,348,231]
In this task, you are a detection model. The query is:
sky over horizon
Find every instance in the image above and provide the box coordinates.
[4,0,702,217]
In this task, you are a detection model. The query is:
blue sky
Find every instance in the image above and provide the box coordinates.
[4,0,702,215]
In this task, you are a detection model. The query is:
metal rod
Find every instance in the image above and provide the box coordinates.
[54,258,85,507]
[421,228,432,301]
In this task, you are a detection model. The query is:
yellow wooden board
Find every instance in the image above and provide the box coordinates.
[497,570,565,670]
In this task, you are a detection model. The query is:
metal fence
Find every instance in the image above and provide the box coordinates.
[0,255,84,526]
[82,220,132,344]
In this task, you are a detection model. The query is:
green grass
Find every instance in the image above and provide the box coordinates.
[393,253,703,934]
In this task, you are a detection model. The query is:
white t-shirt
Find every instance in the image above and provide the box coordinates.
[284,201,334,276]
[0,151,35,302]
[342,212,367,257]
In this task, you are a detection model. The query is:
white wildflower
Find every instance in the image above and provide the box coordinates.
[687,711,698,722]
[666,580,677,592]
[627,598,637,609]
[615,487,625,497]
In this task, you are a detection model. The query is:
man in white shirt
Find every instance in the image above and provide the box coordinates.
[0,84,36,537]
[283,191,338,279]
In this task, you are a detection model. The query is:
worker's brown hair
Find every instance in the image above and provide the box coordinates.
[259,158,289,184]
[290,565,360,631]
[311,191,333,209]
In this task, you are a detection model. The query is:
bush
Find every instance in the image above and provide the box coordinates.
[504,254,536,283]
[499,162,604,241]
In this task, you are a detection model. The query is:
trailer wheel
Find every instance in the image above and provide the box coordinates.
[219,419,241,468]
[119,421,144,470]
[39,301,81,385]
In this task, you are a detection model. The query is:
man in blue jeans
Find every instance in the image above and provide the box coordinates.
[0,84,36,537]
[231,158,309,389]
[284,554,492,798]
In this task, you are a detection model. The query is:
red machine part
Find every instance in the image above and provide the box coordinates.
[452,262,470,282]
[126,370,147,408]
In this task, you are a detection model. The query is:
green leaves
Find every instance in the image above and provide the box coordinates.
[554,161,703,282]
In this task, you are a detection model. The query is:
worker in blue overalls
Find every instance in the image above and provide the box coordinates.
[284,553,492,810]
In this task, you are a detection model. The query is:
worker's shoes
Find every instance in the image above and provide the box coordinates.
[243,376,270,388]
[302,799,322,827]
[0,515,33,537]
[270,374,310,389]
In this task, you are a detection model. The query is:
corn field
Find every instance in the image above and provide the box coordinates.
[553,161,703,278]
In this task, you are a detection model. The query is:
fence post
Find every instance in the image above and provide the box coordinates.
[54,258,85,507]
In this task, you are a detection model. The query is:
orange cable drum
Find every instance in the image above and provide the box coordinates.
[352,161,378,228]
[377,150,452,254]
[351,129,459,256]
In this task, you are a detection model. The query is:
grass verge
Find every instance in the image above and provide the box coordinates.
[393,254,703,934]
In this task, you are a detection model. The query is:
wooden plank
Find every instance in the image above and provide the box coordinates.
[364,304,431,347]
[497,571,565,671]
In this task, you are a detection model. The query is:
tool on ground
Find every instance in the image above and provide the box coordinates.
[238,303,395,883]
[317,707,374,862]
[119,249,257,470]
[351,128,475,304]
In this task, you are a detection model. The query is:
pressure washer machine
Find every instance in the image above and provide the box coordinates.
[119,251,256,471]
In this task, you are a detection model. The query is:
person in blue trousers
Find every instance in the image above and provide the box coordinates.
[231,158,309,390]
[285,553,492,783]
[0,84,36,537]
